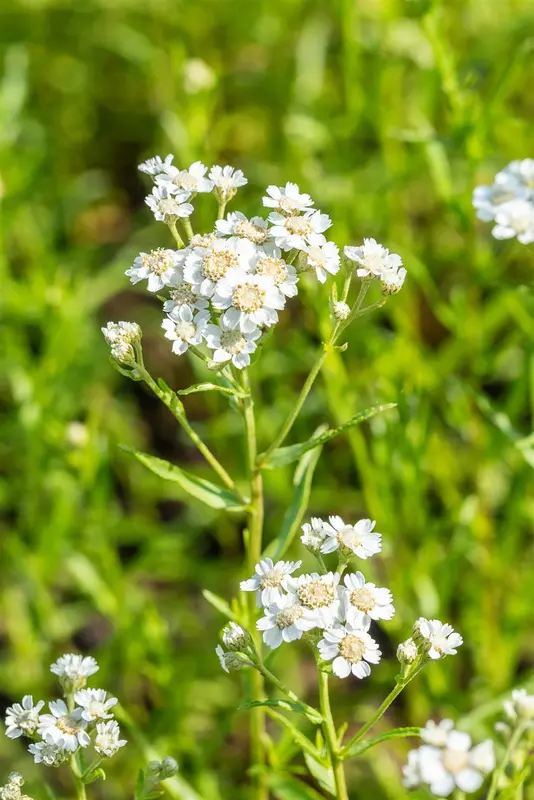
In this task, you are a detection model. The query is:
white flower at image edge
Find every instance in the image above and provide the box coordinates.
[37,700,90,751]
[320,516,382,559]
[204,319,261,369]
[257,594,315,648]
[492,199,534,244]
[125,248,185,292]
[156,160,213,194]
[145,185,194,222]
[302,234,340,283]
[5,696,44,738]
[240,558,302,607]
[162,307,210,355]
[413,732,495,796]
[417,619,463,659]
[504,689,534,724]
[341,572,395,626]
[94,720,127,758]
[318,621,381,679]
[213,268,285,333]
[262,182,314,215]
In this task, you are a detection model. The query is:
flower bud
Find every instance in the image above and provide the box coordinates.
[222,622,252,652]
[146,761,162,777]
[216,645,249,673]
[397,638,419,665]
[160,757,179,779]
[333,301,350,321]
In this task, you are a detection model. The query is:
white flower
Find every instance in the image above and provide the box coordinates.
[216,645,248,673]
[253,244,299,297]
[28,730,71,766]
[302,234,340,283]
[73,689,117,722]
[344,238,405,293]
[37,700,90,751]
[50,653,99,683]
[204,318,261,369]
[473,160,534,244]
[138,154,174,177]
[492,198,534,244]
[216,212,270,244]
[5,696,44,739]
[101,322,141,365]
[268,209,332,251]
[300,517,327,552]
[184,237,256,298]
[213,268,285,333]
[421,719,455,747]
[240,558,302,607]
[156,160,213,194]
[504,689,534,724]
[222,622,252,652]
[333,301,350,320]
[0,773,28,800]
[209,165,247,202]
[397,638,419,666]
[408,731,495,796]
[320,516,382,559]
[416,618,463,659]
[473,176,526,221]
[286,572,341,628]
[402,748,424,788]
[94,720,127,758]
[161,307,210,355]
[341,572,394,626]
[257,593,315,649]
[126,248,185,292]
[145,185,193,222]
[262,182,314,216]
[318,621,381,679]
[162,281,208,314]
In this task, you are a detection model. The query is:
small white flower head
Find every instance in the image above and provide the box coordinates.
[145,185,194,223]
[257,593,315,649]
[50,653,99,691]
[253,244,299,298]
[205,318,261,370]
[5,696,45,739]
[318,621,381,679]
[492,198,534,244]
[301,234,340,283]
[156,160,213,194]
[28,730,71,766]
[397,638,419,666]
[416,618,463,660]
[286,572,341,628]
[213,268,285,333]
[216,212,270,245]
[209,165,247,203]
[94,720,127,758]
[262,182,314,216]
[222,622,252,653]
[162,281,209,314]
[341,572,395,627]
[101,322,141,366]
[344,239,404,291]
[420,719,455,747]
[268,209,332,252]
[504,689,534,724]
[184,236,256,299]
[320,516,382,559]
[300,517,327,553]
[0,773,30,800]
[240,558,302,608]
[402,747,425,789]
[190,233,216,248]
[473,159,534,244]
[73,689,117,722]
[162,307,210,355]
[333,301,350,320]
[138,154,174,177]
[216,645,249,673]
[126,248,185,293]
[37,700,90,752]
[381,265,407,295]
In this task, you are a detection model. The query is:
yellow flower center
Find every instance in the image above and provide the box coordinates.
[232,283,265,313]
[234,220,268,244]
[285,216,313,236]
[339,634,365,664]
[349,587,375,613]
[442,749,469,775]
[298,580,335,609]
[256,257,288,285]
[276,607,304,629]
[142,248,174,275]
[220,330,247,355]
[202,250,238,281]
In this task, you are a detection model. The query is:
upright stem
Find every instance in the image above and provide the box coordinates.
[241,369,268,800]
[168,221,185,248]
[182,217,194,241]
[318,671,349,800]
[487,722,526,800]
[71,759,87,800]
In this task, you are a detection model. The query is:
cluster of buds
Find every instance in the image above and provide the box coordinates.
[0,774,31,800]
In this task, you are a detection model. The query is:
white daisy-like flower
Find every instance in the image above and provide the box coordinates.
[50,653,99,682]
[73,689,117,722]
[5,696,45,739]
[209,165,247,202]
[416,618,463,659]
[302,234,340,283]
[138,154,174,177]
[257,593,315,649]
[320,516,382,559]
[162,281,208,314]
[28,730,71,766]
[318,620,381,679]
[341,572,394,626]
[473,175,527,221]
[492,198,534,244]
[204,318,261,369]
[161,307,210,355]
[101,322,141,366]
[344,238,404,286]
[125,248,185,292]
[156,160,213,194]
[240,558,302,607]
[37,700,90,751]
[145,185,194,222]
[286,572,341,628]
[505,158,534,187]
[421,719,455,747]
[216,645,247,673]
[268,209,332,251]
[213,268,285,333]
[184,237,257,298]
[300,517,327,552]
[262,182,314,216]
[216,211,270,244]
[222,622,252,652]
[408,731,495,797]
[504,689,534,724]
[253,244,299,297]
[94,720,127,758]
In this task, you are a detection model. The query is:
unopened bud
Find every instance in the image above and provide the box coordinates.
[333,301,350,320]
[146,761,161,777]
[222,622,252,652]
[160,757,179,779]
[397,638,419,665]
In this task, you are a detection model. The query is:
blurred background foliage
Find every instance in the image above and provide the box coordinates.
[0,0,533,797]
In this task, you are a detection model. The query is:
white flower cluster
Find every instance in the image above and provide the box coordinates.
[403,719,495,797]
[473,159,534,244]
[101,321,141,366]
[0,773,31,800]
[344,238,406,294]
[3,654,126,767]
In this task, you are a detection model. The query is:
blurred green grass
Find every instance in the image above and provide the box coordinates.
[0,0,533,797]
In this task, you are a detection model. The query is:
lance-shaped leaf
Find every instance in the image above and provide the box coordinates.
[122,447,245,511]
[202,590,239,622]
[239,698,322,724]
[303,753,335,796]
[177,382,248,399]
[343,726,421,758]
[259,403,397,469]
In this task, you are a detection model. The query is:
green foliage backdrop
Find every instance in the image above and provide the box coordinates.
[0,0,533,797]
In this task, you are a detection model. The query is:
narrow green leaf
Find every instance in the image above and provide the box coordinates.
[267,773,326,800]
[121,446,245,510]
[260,404,397,469]
[177,382,248,399]
[134,769,145,800]
[239,698,321,723]
[84,768,106,785]
[303,753,335,796]
[202,590,238,621]
[264,709,324,762]
[344,726,421,758]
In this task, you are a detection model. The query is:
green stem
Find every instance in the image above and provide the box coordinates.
[70,754,87,800]
[318,670,349,800]
[168,221,185,248]
[182,217,194,242]
[258,662,322,722]
[217,201,227,220]
[487,722,527,800]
